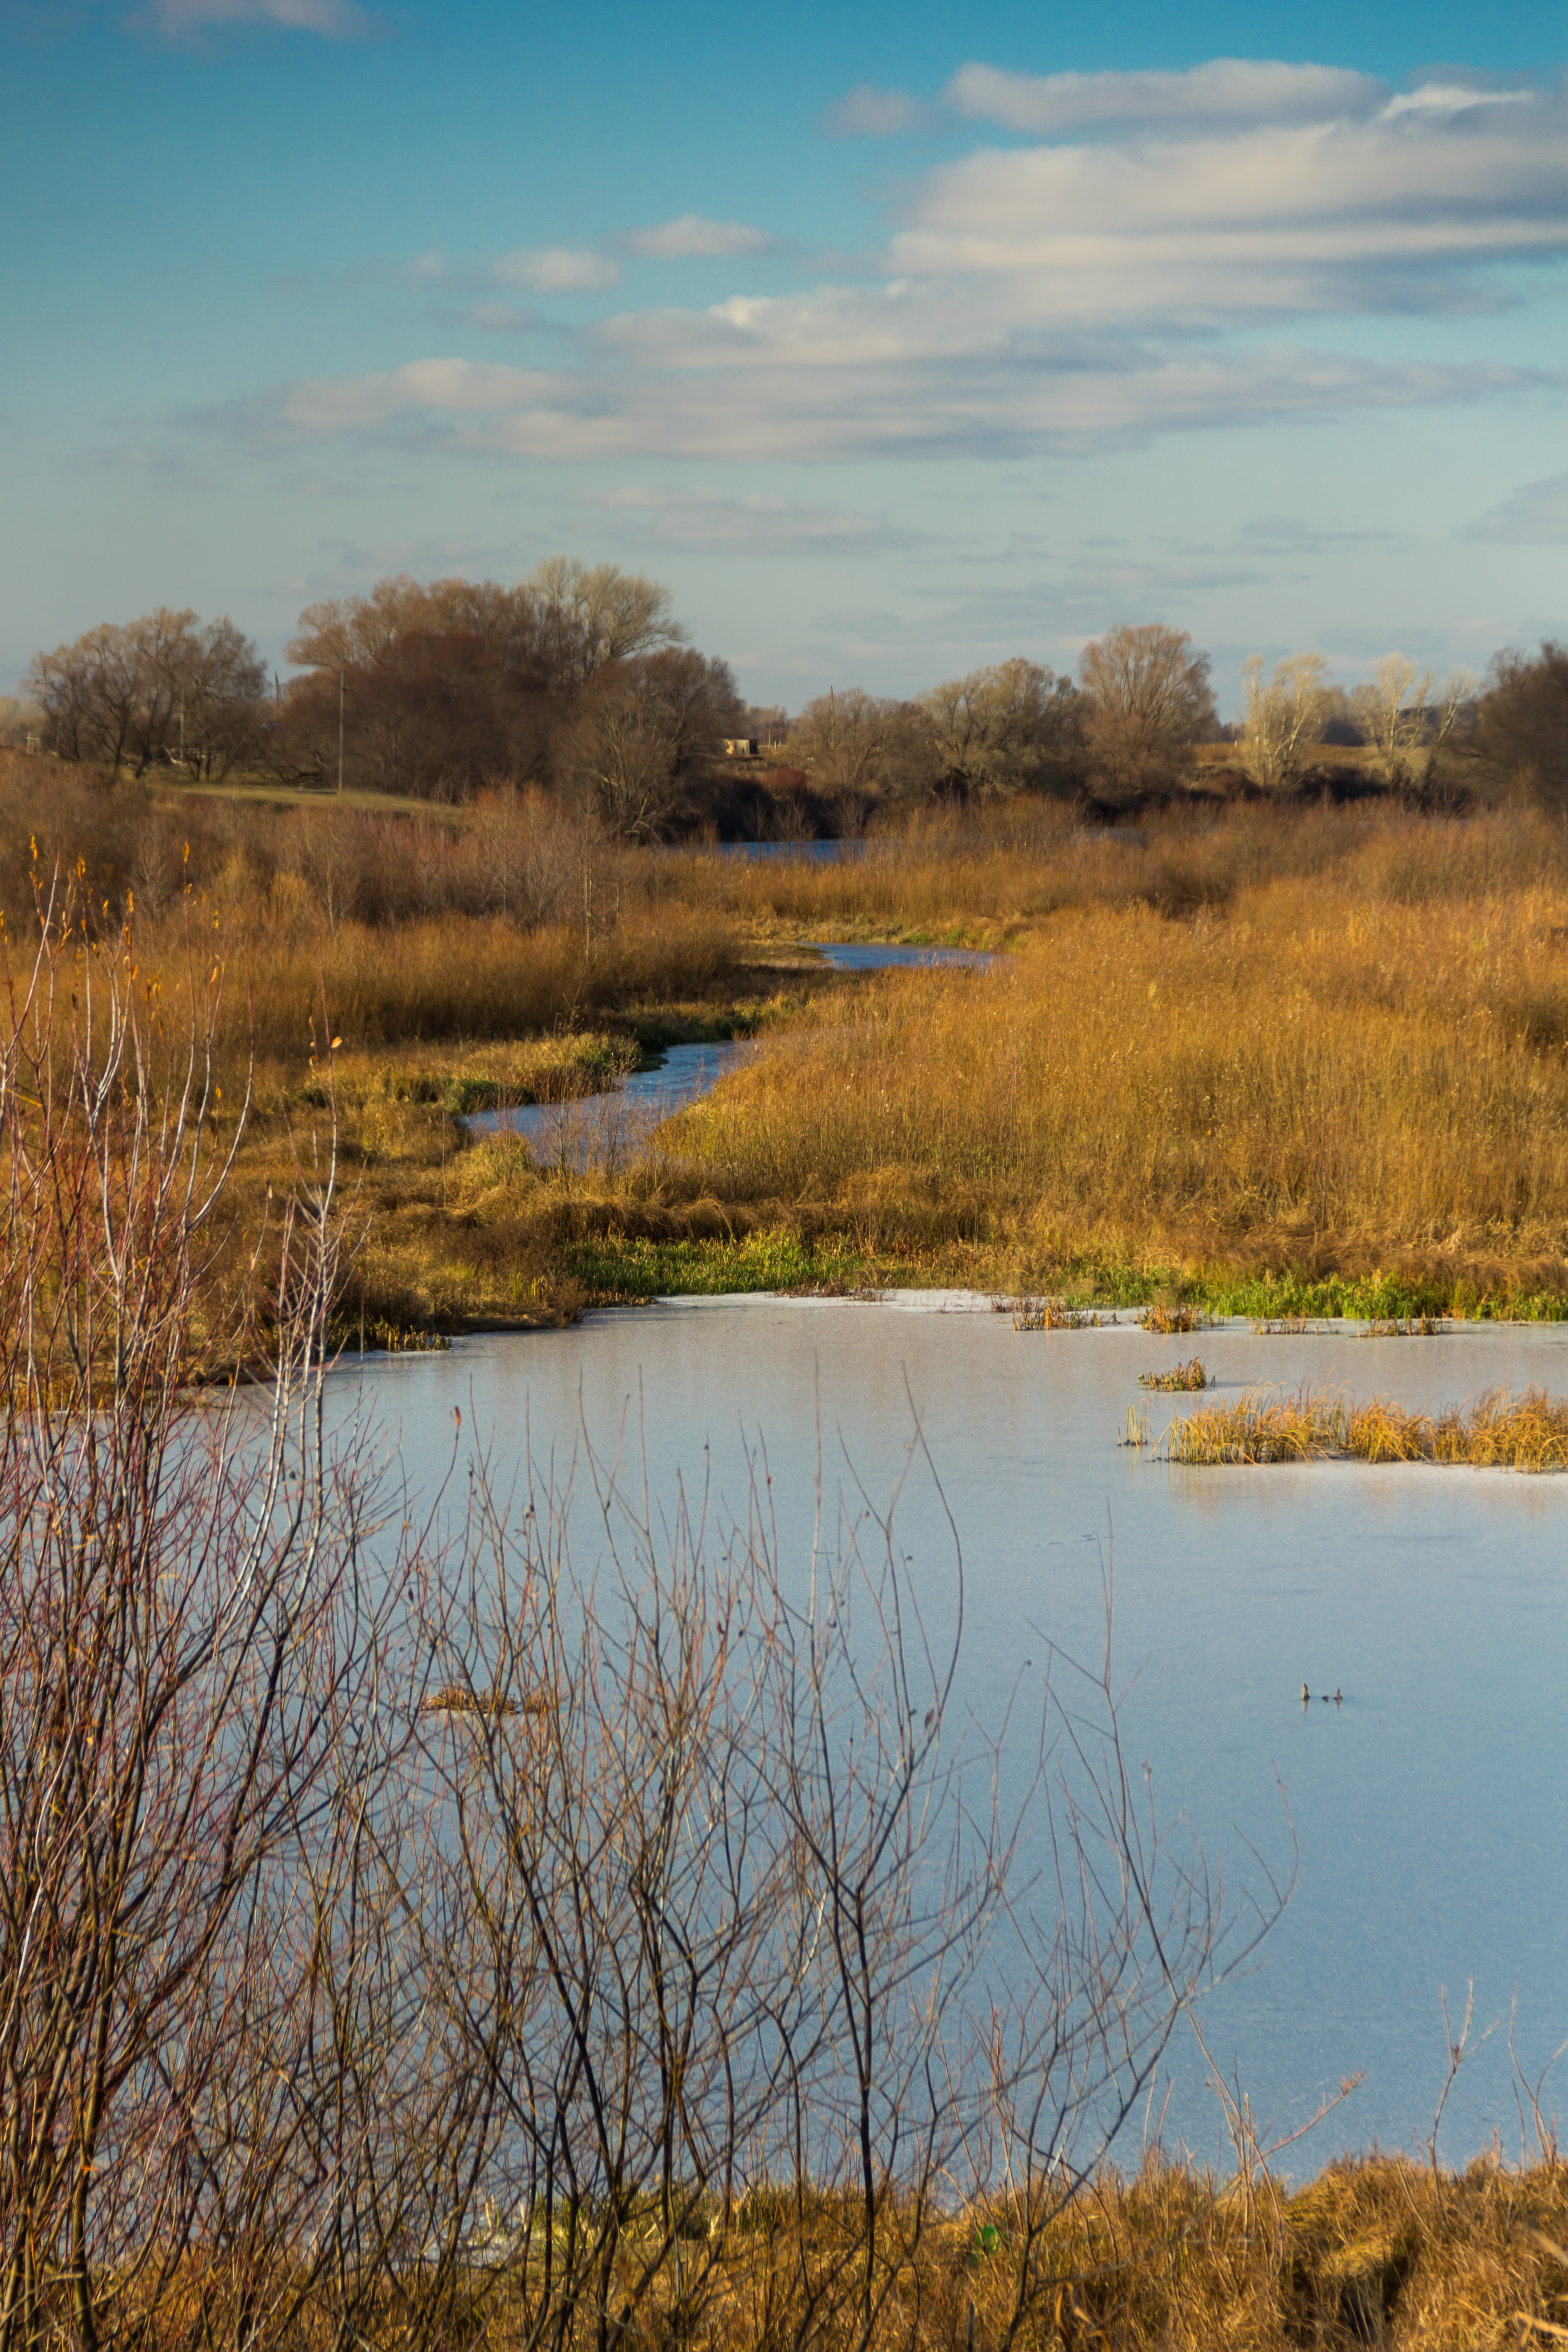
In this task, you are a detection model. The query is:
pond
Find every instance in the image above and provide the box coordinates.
[339,1297,1568,2175]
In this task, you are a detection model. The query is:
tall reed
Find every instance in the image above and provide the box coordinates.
[668,828,1568,1269]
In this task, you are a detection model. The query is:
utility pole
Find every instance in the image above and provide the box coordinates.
[337,665,345,796]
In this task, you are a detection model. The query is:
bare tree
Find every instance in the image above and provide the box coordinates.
[286,575,542,677]
[1238,651,1333,792]
[1078,624,1215,801]
[1463,641,1568,810]
[26,611,265,778]
[0,879,465,2352]
[523,559,689,692]
[787,689,921,805]
[1351,653,1479,790]
[913,661,1081,799]
[559,649,741,837]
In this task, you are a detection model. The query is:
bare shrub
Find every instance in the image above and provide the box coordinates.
[0,868,1249,2352]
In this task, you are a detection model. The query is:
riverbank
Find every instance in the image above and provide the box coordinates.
[12,773,1568,1341]
[424,2154,1568,2351]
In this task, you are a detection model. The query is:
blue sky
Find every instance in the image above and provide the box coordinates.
[2,0,1565,711]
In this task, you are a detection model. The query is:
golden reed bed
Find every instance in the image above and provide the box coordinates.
[1160,1382,1568,1469]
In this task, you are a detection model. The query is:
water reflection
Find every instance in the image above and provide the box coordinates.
[333,1297,1568,2173]
[463,1039,749,1166]
[805,941,997,972]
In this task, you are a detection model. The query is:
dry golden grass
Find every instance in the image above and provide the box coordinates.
[1358,1315,1448,1337]
[1009,1298,1105,1330]
[18,794,1568,1336]
[1160,1380,1568,1468]
[1140,1357,1212,1391]
[664,811,1568,1297]
[208,904,743,1058]
[120,2154,1568,2351]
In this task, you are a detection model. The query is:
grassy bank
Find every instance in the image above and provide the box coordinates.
[110,2154,1568,2349]
[14,774,1568,1333]
[654,817,1568,1316]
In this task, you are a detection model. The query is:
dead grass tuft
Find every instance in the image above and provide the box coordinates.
[1358,1314,1448,1337]
[1161,1381,1568,1470]
[1011,1297,1105,1330]
[1140,1357,1212,1391]
[1139,1303,1211,1334]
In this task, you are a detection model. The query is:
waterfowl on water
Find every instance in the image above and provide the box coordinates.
[1301,1683,1311,1704]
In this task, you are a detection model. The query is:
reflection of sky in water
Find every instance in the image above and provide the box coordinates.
[805,941,996,972]
[464,1041,748,1162]
[329,1303,1568,2175]
[465,948,992,1160]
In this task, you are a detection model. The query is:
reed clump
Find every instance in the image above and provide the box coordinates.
[1161,1381,1568,1469]
[1359,1314,1447,1337]
[1140,1357,1211,1390]
[1140,1303,1210,1334]
[1011,1298,1104,1330]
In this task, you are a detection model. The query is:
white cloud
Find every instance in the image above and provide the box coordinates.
[138,0,378,33]
[493,246,621,294]
[587,485,916,552]
[220,61,1568,469]
[946,58,1384,134]
[466,303,536,335]
[624,215,775,260]
[259,360,557,437]
[884,98,1568,316]
[230,336,1532,467]
[1467,472,1568,541]
[823,83,936,138]
[1380,83,1535,121]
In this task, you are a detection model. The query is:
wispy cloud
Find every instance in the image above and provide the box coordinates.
[822,83,937,138]
[217,62,1568,469]
[585,485,918,554]
[493,246,622,294]
[886,91,1568,317]
[1467,471,1568,541]
[623,215,775,260]
[946,59,1384,134]
[1238,514,1397,551]
[1379,83,1534,120]
[223,339,1535,467]
[136,0,380,37]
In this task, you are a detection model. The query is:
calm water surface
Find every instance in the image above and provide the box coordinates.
[463,946,991,1156]
[336,1299,1568,2172]
[464,1040,749,1158]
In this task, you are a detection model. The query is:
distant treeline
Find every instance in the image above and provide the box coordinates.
[15,562,1568,833]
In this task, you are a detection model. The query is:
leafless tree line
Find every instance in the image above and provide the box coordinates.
[26,568,1567,830]
[0,886,1253,2350]
[24,611,267,782]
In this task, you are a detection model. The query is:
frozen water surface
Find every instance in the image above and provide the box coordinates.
[336,1297,1568,2174]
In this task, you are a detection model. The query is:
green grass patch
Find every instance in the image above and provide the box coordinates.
[559,1229,873,1303]
[1024,1255,1568,1323]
